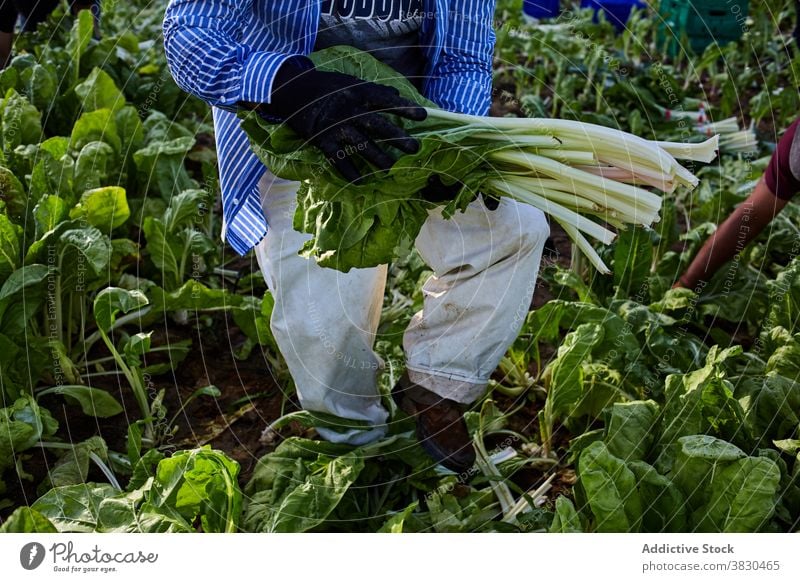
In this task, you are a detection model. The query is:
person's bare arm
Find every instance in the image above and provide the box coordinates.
[674,177,789,289]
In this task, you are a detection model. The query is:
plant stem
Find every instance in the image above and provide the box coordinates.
[66,291,73,355]
[99,329,153,442]
[37,442,123,492]
[78,306,153,362]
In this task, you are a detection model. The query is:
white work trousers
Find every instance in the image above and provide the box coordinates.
[253,170,549,445]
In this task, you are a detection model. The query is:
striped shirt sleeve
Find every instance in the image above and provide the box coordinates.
[162,0,296,107]
[426,0,496,116]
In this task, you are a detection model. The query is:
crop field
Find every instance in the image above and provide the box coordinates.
[0,0,798,534]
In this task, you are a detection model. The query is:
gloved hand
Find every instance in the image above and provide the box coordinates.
[417,174,462,203]
[418,175,500,211]
[261,56,427,183]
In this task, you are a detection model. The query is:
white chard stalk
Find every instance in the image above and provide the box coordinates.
[423,108,720,273]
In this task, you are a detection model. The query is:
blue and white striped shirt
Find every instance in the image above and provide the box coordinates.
[163,0,496,255]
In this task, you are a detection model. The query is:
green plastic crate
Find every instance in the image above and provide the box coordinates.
[658,0,750,55]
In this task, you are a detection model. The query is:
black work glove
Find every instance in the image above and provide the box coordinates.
[261,56,427,183]
[418,175,500,210]
[418,174,463,203]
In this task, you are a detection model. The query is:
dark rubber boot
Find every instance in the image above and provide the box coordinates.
[392,373,476,474]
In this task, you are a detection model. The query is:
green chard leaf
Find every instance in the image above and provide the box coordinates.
[577,441,642,532]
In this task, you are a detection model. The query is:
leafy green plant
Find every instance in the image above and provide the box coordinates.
[24,447,241,533]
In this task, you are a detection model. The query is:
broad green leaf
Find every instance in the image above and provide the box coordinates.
[29,137,74,203]
[93,287,149,332]
[378,502,419,533]
[69,186,130,231]
[578,441,642,532]
[424,483,498,533]
[164,189,212,232]
[133,136,196,200]
[743,373,800,447]
[0,65,18,95]
[73,141,117,195]
[568,362,624,426]
[698,261,770,325]
[604,400,660,462]
[0,213,21,280]
[142,216,181,287]
[1,89,42,150]
[180,227,215,258]
[231,293,279,359]
[74,68,126,113]
[70,108,121,153]
[0,506,58,532]
[127,447,164,492]
[148,447,242,533]
[243,437,364,533]
[41,385,123,418]
[0,395,58,493]
[147,279,242,313]
[549,496,584,533]
[567,428,605,464]
[526,300,639,363]
[549,265,596,303]
[545,323,605,421]
[35,448,240,533]
[31,483,119,532]
[0,165,27,221]
[649,287,697,314]
[46,339,82,385]
[0,263,49,304]
[773,439,800,455]
[122,331,152,367]
[115,106,145,155]
[694,456,781,532]
[0,332,24,401]
[25,220,110,292]
[141,110,195,142]
[627,460,687,532]
[24,63,58,112]
[67,9,94,82]
[766,338,800,381]
[655,346,749,468]
[43,436,109,491]
[0,395,58,455]
[765,252,800,333]
[33,195,69,239]
[96,495,192,533]
[669,435,746,511]
[56,226,111,291]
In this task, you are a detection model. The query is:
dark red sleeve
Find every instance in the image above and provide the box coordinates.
[765,118,800,200]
